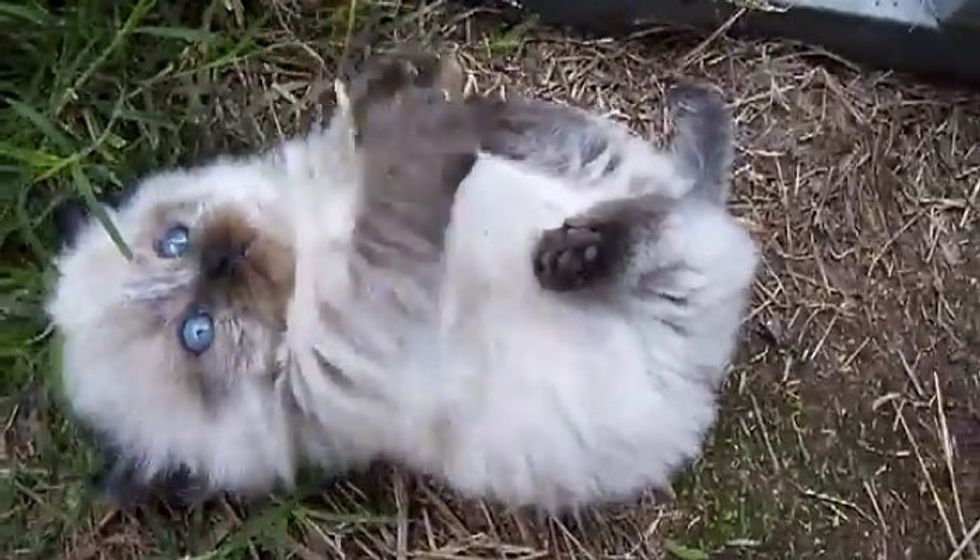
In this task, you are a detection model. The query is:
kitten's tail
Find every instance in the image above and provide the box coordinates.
[666,83,734,205]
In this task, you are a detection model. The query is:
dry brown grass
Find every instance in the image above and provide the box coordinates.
[6,1,980,558]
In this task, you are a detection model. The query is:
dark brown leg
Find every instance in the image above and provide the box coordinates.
[345,52,479,278]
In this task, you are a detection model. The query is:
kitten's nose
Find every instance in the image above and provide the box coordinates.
[201,236,252,279]
[198,209,258,279]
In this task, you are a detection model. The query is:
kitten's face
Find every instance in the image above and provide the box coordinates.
[48,160,299,502]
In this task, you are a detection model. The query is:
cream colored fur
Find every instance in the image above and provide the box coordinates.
[48,84,757,511]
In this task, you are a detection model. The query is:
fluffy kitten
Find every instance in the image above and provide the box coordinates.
[47,52,758,511]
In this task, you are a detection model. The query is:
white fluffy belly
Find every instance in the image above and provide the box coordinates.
[430,155,715,508]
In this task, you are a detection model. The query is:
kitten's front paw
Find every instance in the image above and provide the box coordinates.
[533,223,615,292]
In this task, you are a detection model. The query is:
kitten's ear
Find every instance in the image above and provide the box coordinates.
[53,197,90,251]
[155,464,212,505]
[92,449,211,508]
[666,82,734,205]
[91,448,150,507]
[53,185,133,251]
[102,182,137,211]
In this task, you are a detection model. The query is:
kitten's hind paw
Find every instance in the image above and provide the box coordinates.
[533,222,618,292]
[346,50,463,136]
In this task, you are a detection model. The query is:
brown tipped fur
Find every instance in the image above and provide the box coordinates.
[196,209,295,331]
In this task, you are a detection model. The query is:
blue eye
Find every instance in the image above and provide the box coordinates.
[157,224,190,258]
[179,310,214,354]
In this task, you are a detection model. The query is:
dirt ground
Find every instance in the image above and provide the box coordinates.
[7,1,980,558]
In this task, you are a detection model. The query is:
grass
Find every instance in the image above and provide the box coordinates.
[0,1,386,557]
[3,0,980,558]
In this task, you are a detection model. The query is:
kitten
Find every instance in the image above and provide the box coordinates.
[46,52,758,511]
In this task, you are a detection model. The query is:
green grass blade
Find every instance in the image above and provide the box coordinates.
[55,0,157,116]
[665,539,710,560]
[0,142,63,170]
[0,2,50,26]
[70,165,132,261]
[6,98,76,154]
[133,25,216,43]
[13,178,49,262]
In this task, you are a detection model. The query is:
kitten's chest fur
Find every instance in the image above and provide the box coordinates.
[274,85,756,508]
[284,148,676,465]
